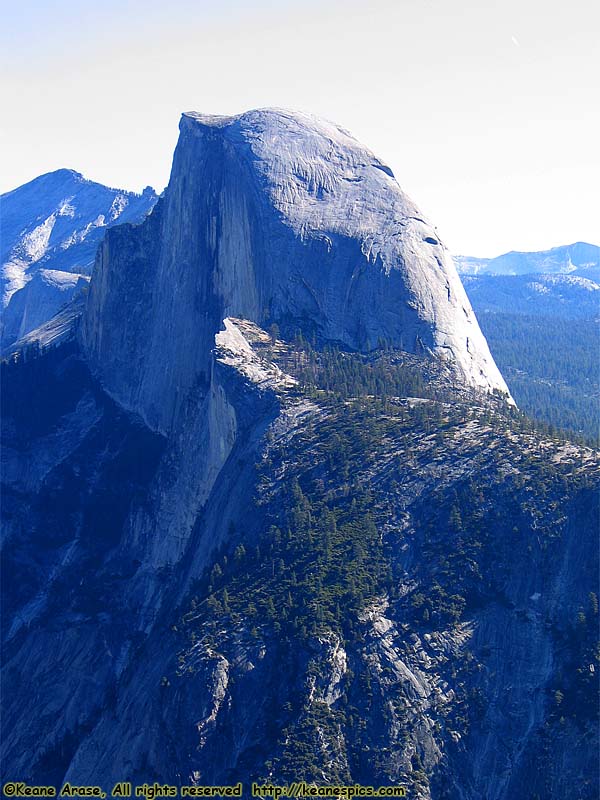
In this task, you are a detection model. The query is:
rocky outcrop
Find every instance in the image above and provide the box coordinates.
[1,270,89,350]
[81,108,510,436]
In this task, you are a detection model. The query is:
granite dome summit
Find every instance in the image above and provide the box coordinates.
[82,108,510,431]
[3,110,597,798]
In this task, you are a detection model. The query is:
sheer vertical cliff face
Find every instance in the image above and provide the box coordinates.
[12,110,595,798]
[81,109,509,434]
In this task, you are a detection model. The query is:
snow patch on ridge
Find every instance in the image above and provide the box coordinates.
[2,214,58,304]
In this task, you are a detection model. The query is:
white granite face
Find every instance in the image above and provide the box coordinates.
[82,108,511,433]
[183,109,509,394]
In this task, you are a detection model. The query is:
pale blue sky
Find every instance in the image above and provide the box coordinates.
[1,0,598,256]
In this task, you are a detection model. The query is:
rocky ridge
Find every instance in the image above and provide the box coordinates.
[2,316,598,797]
[1,169,157,349]
[1,110,597,799]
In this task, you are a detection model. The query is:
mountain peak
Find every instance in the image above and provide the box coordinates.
[455,242,600,277]
[1,169,158,345]
[1,168,84,198]
[183,106,354,131]
[181,107,395,183]
[81,108,511,432]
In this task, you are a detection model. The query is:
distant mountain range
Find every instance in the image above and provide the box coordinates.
[459,246,599,442]
[1,169,157,349]
[461,273,599,319]
[455,241,600,279]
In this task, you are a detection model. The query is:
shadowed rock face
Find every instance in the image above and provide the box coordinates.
[81,109,510,433]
